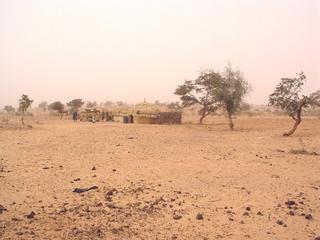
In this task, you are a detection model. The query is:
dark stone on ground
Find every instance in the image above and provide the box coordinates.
[0,204,7,214]
[288,210,295,216]
[73,186,98,193]
[196,213,204,220]
[276,220,284,225]
[26,211,36,219]
[285,200,296,206]
[173,214,182,220]
[305,214,313,220]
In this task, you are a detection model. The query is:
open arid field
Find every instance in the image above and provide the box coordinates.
[0,116,319,240]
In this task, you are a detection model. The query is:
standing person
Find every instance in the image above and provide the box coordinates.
[72,111,78,121]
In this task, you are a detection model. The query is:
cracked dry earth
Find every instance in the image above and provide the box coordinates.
[0,117,320,239]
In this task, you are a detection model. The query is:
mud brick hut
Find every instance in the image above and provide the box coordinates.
[158,112,182,124]
[136,112,182,124]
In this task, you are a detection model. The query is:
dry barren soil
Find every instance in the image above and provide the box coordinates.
[0,117,320,240]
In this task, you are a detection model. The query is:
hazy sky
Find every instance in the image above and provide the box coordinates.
[1,0,319,107]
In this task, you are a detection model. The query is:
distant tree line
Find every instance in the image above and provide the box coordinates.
[2,67,319,136]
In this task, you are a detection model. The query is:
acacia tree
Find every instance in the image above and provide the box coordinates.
[214,65,251,130]
[49,101,65,119]
[38,101,48,111]
[269,72,320,136]
[67,99,84,112]
[3,105,15,113]
[175,70,221,124]
[18,94,33,125]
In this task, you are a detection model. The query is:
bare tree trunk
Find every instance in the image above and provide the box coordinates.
[283,119,301,136]
[283,106,302,136]
[199,114,205,124]
[199,107,207,124]
[21,112,25,125]
[227,111,234,130]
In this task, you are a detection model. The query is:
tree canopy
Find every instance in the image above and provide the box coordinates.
[174,70,221,124]
[3,105,15,113]
[269,72,320,136]
[67,99,84,112]
[214,65,251,129]
[49,101,65,118]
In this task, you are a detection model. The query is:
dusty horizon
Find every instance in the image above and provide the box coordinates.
[1,0,319,108]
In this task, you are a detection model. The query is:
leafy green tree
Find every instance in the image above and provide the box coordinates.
[214,65,251,130]
[18,94,33,125]
[67,99,84,112]
[175,70,221,124]
[3,105,15,113]
[38,101,48,111]
[49,101,65,119]
[269,72,320,136]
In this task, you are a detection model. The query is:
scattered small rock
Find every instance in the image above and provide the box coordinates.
[285,200,296,206]
[276,220,284,225]
[73,186,98,193]
[196,213,204,220]
[26,211,35,219]
[288,210,295,216]
[0,205,7,214]
[305,214,313,220]
[42,167,49,170]
[92,166,96,171]
[245,207,251,211]
[106,188,117,196]
[173,214,182,220]
[257,211,263,216]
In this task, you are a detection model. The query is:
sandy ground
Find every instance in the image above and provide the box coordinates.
[0,116,320,240]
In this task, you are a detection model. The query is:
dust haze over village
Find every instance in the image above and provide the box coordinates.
[1,1,320,240]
